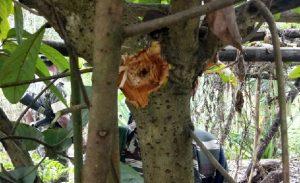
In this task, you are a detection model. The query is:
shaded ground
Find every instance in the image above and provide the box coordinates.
[228,158,300,183]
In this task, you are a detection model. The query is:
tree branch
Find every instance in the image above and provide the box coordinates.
[0,68,92,88]
[250,1,289,182]
[124,0,244,37]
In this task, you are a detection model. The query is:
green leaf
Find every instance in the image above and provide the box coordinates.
[1,166,37,183]
[43,128,72,152]
[2,39,18,52]
[288,65,300,79]
[120,162,144,183]
[14,4,23,44]
[35,58,68,107]
[15,123,44,151]
[0,54,8,70]
[40,43,70,72]
[0,26,45,103]
[273,13,281,21]
[0,0,13,19]
[292,7,300,15]
[0,17,10,40]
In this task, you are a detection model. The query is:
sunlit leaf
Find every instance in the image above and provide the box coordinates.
[15,123,44,151]
[288,65,300,79]
[0,0,13,18]
[292,7,300,15]
[0,26,45,103]
[273,13,281,21]
[40,43,70,71]
[0,17,10,40]
[14,4,23,44]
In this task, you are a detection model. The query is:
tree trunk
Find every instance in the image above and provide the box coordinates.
[83,0,122,182]
[129,0,204,182]
[130,88,194,182]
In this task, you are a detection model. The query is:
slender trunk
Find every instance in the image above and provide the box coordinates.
[83,0,123,182]
[130,89,194,182]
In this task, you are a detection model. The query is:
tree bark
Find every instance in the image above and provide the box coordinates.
[83,0,122,182]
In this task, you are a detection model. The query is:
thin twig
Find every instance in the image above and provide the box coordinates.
[60,104,87,116]
[124,0,244,37]
[0,135,74,161]
[0,68,92,88]
[10,70,67,135]
[190,130,236,183]
[0,136,54,148]
[248,75,261,183]
[12,0,40,16]
[250,1,289,182]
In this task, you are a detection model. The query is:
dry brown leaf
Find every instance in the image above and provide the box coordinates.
[118,41,170,108]
[207,5,243,51]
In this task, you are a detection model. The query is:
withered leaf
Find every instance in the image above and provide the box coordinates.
[207,5,243,51]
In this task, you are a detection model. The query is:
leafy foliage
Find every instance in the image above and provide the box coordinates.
[0,26,45,103]
[288,65,300,79]
[15,123,44,151]
[14,4,23,44]
[0,166,37,183]
[0,0,13,40]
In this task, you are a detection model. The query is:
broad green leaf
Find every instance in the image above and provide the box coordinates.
[0,17,10,40]
[0,26,45,103]
[0,54,8,70]
[0,0,13,18]
[288,65,300,79]
[120,162,144,183]
[14,4,23,44]
[292,7,300,15]
[0,166,37,183]
[273,13,281,21]
[43,128,72,152]
[2,39,18,52]
[35,57,68,106]
[40,43,70,71]
[15,123,44,151]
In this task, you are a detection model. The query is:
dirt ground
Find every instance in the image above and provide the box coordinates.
[228,157,300,183]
